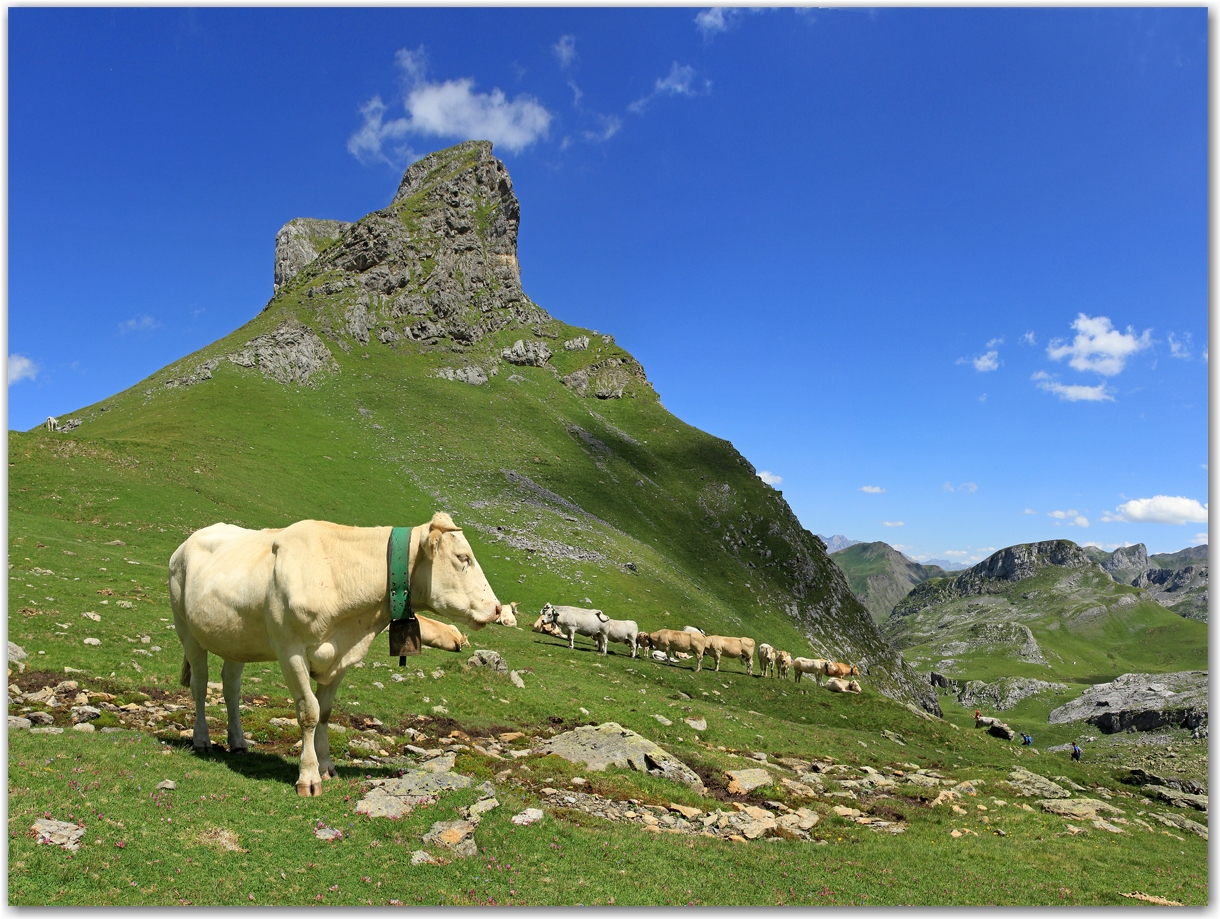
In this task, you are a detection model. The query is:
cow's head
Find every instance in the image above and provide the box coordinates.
[635,632,651,649]
[850,664,860,676]
[540,602,557,625]
[412,513,501,629]
[848,680,861,693]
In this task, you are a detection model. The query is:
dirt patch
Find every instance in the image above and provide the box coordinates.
[197,826,246,853]
[683,758,774,807]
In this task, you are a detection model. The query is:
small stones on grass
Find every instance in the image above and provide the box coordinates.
[157,780,177,791]
[652,714,672,726]
[31,819,85,852]
[411,850,438,866]
[72,723,96,733]
[314,823,344,841]
[83,638,101,646]
[9,716,32,730]
[269,717,298,728]
[422,820,476,859]
[510,670,526,689]
[684,717,707,732]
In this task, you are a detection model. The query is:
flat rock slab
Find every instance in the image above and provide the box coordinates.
[9,717,31,730]
[684,717,707,732]
[1148,811,1208,839]
[653,714,673,726]
[421,753,457,774]
[536,722,704,790]
[1142,784,1208,812]
[356,769,472,819]
[1039,798,1125,820]
[314,825,344,841]
[1047,670,1207,733]
[1008,767,1070,799]
[31,819,85,852]
[511,808,545,826]
[467,798,499,821]
[726,768,772,795]
[422,819,477,859]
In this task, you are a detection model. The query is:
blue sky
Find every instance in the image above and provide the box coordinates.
[8,7,1209,560]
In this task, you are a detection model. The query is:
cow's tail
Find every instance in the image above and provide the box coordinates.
[180,656,192,688]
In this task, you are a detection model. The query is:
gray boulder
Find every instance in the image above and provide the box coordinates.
[1142,784,1208,812]
[501,339,552,367]
[1047,671,1207,733]
[536,722,704,790]
[1007,767,1070,799]
[354,769,472,819]
[467,650,507,673]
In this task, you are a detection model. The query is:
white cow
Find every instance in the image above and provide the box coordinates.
[44,416,59,433]
[825,677,862,694]
[540,602,626,653]
[169,512,501,797]
[600,617,640,657]
[498,601,520,628]
[792,657,828,685]
[758,643,778,678]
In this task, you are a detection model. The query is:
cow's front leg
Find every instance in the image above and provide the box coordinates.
[220,660,248,753]
[714,655,721,672]
[568,628,576,650]
[279,650,324,797]
[314,672,346,780]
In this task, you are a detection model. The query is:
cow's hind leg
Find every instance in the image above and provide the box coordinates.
[221,660,248,753]
[279,650,324,797]
[314,672,346,780]
[179,634,212,752]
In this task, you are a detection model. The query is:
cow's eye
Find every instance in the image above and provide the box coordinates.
[457,554,471,566]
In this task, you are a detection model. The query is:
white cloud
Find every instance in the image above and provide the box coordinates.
[628,62,708,115]
[757,470,782,487]
[1074,516,1089,528]
[860,485,884,494]
[1046,313,1151,376]
[1023,508,1036,515]
[1168,331,1192,360]
[974,351,1000,372]
[553,35,577,68]
[942,550,969,558]
[882,520,904,527]
[1195,532,1208,544]
[348,48,553,166]
[695,8,738,39]
[8,354,38,384]
[942,482,954,492]
[1020,331,1036,346]
[1048,509,1079,519]
[986,337,1004,348]
[1032,371,1114,403]
[120,315,159,334]
[978,393,987,402]
[568,80,583,107]
[1104,495,1208,526]
[959,482,977,494]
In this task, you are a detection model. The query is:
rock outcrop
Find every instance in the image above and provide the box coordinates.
[1048,671,1207,733]
[536,722,704,790]
[274,218,352,293]
[957,677,1068,712]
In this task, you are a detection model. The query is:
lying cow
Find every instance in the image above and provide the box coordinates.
[825,677,862,694]
[498,601,519,628]
[792,657,828,684]
[825,660,860,679]
[758,643,778,678]
[532,614,565,639]
[704,635,756,675]
[645,629,707,671]
[169,512,501,797]
[683,626,706,635]
[777,650,793,680]
[418,614,470,652]
[540,602,606,650]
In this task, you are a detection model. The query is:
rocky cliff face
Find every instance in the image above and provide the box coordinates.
[274,218,352,293]
[1086,543,1208,623]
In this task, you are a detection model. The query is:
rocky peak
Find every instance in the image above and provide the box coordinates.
[265,140,548,350]
[1104,543,1149,575]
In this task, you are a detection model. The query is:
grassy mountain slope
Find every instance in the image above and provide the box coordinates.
[831,541,950,624]
[9,140,933,713]
[883,540,1207,685]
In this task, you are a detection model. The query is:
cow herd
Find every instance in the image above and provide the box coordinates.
[520,601,860,691]
[168,513,862,797]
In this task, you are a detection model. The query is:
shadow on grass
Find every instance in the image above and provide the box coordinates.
[162,735,403,787]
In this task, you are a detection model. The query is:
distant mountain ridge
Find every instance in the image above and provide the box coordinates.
[830,541,951,624]
[1084,543,1208,622]
[883,539,1207,684]
[818,534,861,553]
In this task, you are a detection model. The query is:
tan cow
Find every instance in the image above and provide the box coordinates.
[825,677,862,694]
[169,513,500,797]
[531,614,565,639]
[498,601,519,628]
[777,650,793,680]
[758,643,778,678]
[705,635,756,675]
[646,629,707,671]
[792,657,828,684]
[418,614,470,652]
[825,661,860,679]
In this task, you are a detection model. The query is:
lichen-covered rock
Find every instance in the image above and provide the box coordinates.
[1038,798,1125,819]
[467,649,507,673]
[536,722,704,790]
[1007,768,1070,799]
[726,768,773,795]
[227,319,338,386]
[355,769,472,819]
[274,218,352,292]
[422,819,477,859]
[31,819,85,851]
[1142,784,1208,812]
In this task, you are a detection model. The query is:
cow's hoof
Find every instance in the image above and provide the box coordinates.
[192,743,212,754]
[296,781,322,797]
[231,746,249,755]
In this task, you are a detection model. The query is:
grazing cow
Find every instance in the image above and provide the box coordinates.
[825,661,860,679]
[825,677,862,694]
[792,657,828,684]
[758,643,778,678]
[540,603,610,651]
[417,614,470,652]
[44,416,59,433]
[169,513,501,797]
[704,635,756,675]
[532,614,565,639]
[647,629,707,671]
[498,601,519,628]
[777,650,793,680]
[600,618,640,657]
